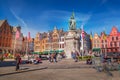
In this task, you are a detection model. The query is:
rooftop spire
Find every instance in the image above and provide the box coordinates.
[54,26,57,30]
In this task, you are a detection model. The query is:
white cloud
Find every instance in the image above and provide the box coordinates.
[10,9,92,37]
[41,10,92,22]
[10,8,38,38]
[36,10,92,29]
[10,9,27,28]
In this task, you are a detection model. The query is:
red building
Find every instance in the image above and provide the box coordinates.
[0,20,12,54]
[107,26,120,53]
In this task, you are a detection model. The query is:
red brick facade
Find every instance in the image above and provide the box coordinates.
[107,27,120,52]
[0,20,12,53]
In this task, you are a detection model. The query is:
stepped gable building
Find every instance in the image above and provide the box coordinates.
[91,26,120,54]
[34,12,91,57]
[34,32,42,52]
[0,20,12,54]
[92,33,101,53]
[100,31,108,53]
[34,27,66,53]
[107,26,120,53]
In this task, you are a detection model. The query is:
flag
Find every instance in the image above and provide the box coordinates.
[103,35,107,40]
[90,32,92,40]
[27,32,31,41]
[81,25,85,39]
[16,30,20,39]
[82,30,85,39]
[90,35,92,40]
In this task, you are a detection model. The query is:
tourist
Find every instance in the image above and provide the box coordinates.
[71,51,77,62]
[48,53,51,62]
[75,50,79,62]
[15,55,21,71]
[71,51,74,59]
[53,52,57,63]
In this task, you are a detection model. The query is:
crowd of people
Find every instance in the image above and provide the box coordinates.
[2,50,120,72]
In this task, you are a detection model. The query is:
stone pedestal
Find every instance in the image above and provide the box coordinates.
[65,30,79,58]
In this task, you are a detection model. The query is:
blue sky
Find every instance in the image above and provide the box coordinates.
[0,0,120,37]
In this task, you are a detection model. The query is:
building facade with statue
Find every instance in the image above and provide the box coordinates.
[64,12,91,58]
[64,12,80,58]
[34,12,91,58]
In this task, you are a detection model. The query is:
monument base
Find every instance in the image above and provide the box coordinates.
[65,30,79,59]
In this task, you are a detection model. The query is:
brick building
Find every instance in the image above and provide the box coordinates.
[0,20,12,54]
[107,26,120,53]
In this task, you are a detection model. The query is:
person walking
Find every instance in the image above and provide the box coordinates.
[71,51,77,62]
[15,55,21,71]
[48,53,51,62]
[54,52,57,62]
[75,50,79,62]
[71,51,74,59]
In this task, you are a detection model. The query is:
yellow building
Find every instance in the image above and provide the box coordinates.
[34,27,65,53]
[51,26,59,50]
[34,33,41,52]
[92,33,101,52]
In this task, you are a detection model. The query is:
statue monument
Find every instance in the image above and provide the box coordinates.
[69,12,76,30]
[65,12,80,58]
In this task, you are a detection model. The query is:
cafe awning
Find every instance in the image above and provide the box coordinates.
[56,50,64,53]
[32,52,42,54]
[43,51,49,54]
[92,48,101,52]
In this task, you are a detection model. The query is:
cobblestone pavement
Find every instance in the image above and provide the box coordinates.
[0,59,120,80]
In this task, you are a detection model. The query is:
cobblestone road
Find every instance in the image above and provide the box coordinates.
[0,59,120,80]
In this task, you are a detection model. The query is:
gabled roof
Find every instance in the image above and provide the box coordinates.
[119,32,120,36]
[110,26,119,35]
[93,33,100,39]
[0,20,6,27]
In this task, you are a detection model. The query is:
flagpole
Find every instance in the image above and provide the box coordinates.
[82,35,84,59]
[81,25,84,59]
